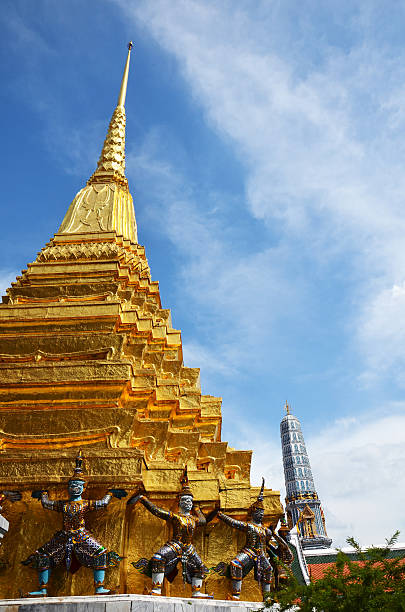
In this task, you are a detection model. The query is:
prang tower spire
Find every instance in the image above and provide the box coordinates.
[280,402,331,549]
[0,44,283,599]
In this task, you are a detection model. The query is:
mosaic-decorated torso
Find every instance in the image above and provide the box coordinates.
[139,496,204,547]
[170,512,198,545]
[61,499,91,531]
[217,511,271,556]
[244,522,269,554]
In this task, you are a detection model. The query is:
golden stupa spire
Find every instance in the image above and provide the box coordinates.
[284,400,290,415]
[88,42,134,188]
[58,42,138,243]
[117,41,133,107]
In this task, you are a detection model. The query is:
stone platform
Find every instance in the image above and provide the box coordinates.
[0,595,273,611]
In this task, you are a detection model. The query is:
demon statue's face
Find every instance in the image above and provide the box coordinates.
[179,494,193,513]
[252,507,264,524]
[68,479,85,499]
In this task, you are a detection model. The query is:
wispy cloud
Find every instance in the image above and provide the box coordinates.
[357,282,405,386]
[126,129,305,384]
[118,0,405,389]
[43,119,106,178]
[309,409,405,546]
[0,4,108,181]
[182,341,234,377]
[0,7,53,58]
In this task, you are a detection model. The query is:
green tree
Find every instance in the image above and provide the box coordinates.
[265,532,405,612]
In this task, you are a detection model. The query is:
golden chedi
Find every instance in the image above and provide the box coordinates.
[0,43,282,600]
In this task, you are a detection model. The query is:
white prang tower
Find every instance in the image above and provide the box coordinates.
[280,402,331,549]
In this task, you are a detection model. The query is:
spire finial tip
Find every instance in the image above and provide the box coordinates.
[117,41,133,108]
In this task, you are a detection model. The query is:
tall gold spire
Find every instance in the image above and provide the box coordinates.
[117,41,133,107]
[88,42,133,188]
[59,42,138,243]
[284,400,290,415]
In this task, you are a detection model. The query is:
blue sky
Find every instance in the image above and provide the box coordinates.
[2,0,405,546]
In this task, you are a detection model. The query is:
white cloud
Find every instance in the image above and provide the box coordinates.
[117,0,405,387]
[309,410,405,546]
[127,130,305,377]
[182,341,234,376]
[1,9,53,58]
[44,119,106,178]
[357,282,405,386]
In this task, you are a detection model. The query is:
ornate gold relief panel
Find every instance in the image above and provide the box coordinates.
[58,184,137,243]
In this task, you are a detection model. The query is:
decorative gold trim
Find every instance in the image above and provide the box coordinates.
[0,348,114,363]
[0,426,120,450]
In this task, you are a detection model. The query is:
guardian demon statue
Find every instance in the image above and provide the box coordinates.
[214,478,273,600]
[22,451,126,596]
[128,467,211,598]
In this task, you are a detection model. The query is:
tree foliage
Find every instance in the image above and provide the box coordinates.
[265,532,405,612]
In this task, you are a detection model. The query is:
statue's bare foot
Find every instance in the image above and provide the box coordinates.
[95,585,118,595]
[192,591,214,599]
[21,588,47,598]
